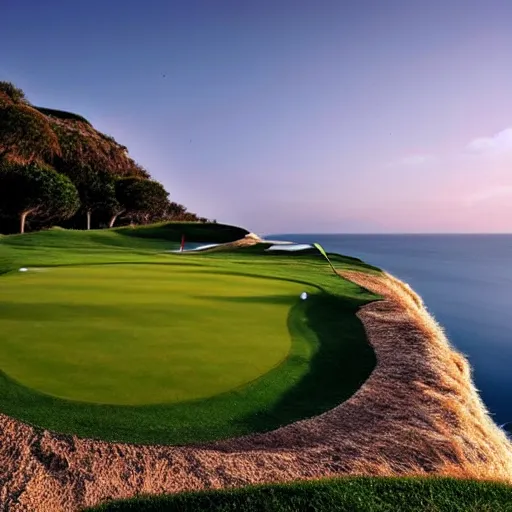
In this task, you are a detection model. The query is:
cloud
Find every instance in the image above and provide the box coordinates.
[465,185,512,205]
[386,154,436,168]
[465,128,512,155]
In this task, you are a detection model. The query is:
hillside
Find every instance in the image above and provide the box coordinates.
[0,82,146,179]
[0,81,207,233]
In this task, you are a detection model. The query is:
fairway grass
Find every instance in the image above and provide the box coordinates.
[0,224,379,444]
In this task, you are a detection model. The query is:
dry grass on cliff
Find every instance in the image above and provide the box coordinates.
[338,270,512,482]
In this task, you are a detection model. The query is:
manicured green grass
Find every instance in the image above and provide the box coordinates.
[0,224,379,444]
[0,264,310,404]
[86,476,512,512]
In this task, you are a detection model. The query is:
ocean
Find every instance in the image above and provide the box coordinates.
[270,234,512,427]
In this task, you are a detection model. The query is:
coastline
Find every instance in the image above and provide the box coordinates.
[1,269,512,511]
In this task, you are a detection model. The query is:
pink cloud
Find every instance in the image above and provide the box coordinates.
[464,186,512,206]
[466,128,512,155]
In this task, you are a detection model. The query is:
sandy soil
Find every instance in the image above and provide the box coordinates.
[1,270,511,511]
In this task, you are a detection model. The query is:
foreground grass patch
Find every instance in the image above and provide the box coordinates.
[87,476,512,512]
[0,226,378,444]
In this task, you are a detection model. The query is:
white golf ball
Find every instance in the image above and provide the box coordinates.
[300,292,308,300]
[19,268,28,272]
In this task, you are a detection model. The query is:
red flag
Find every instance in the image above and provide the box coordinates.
[180,234,185,252]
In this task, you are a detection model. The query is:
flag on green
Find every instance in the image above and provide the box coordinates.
[313,243,338,276]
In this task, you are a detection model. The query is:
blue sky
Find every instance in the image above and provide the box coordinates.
[3,0,512,233]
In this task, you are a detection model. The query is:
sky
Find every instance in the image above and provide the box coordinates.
[2,0,512,234]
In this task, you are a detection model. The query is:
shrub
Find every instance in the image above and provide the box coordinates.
[0,81,28,104]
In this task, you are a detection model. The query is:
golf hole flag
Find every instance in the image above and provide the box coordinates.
[313,243,338,276]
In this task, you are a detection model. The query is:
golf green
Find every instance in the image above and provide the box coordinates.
[0,264,311,405]
[0,225,379,444]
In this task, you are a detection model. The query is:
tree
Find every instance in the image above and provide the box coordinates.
[0,163,80,233]
[68,166,118,229]
[106,195,125,228]
[81,171,118,230]
[112,177,169,227]
[165,201,187,219]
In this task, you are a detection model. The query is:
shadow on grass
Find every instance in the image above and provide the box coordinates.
[233,293,377,437]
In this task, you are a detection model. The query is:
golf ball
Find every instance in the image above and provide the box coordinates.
[300,292,308,300]
[19,268,28,272]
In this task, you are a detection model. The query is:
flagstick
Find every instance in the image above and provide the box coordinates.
[313,243,339,276]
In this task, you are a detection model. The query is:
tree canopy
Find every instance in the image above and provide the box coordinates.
[0,162,80,233]
[74,168,119,229]
[114,177,169,225]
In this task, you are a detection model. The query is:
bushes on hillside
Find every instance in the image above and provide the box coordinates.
[0,82,27,104]
[0,103,61,164]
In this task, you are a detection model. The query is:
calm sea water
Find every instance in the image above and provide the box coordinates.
[270,234,512,426]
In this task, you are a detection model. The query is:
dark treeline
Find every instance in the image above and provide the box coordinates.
[0,82,210,234]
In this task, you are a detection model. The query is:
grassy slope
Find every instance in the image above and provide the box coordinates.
[0,224,378,444]
[87,476,512,512]
[114,221,250,243]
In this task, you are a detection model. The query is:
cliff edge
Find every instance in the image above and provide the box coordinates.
[1,269,511,511]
